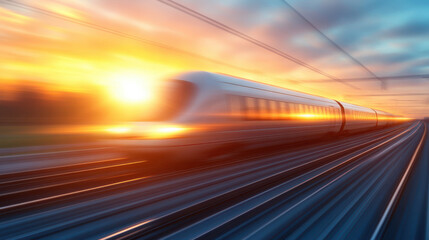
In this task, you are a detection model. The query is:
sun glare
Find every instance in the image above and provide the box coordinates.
[110,72,153,104]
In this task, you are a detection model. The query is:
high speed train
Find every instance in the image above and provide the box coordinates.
[110,71,407,161]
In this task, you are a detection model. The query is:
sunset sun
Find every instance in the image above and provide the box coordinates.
[109,72,153,104]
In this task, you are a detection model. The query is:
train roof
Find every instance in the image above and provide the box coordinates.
[173,71,396,116]
[175,71,337,104]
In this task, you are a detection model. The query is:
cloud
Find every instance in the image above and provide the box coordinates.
[383,19,429,38]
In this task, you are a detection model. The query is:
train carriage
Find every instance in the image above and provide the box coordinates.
[109,71,405,161]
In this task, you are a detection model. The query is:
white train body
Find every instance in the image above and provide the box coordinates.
[110,71,404,160]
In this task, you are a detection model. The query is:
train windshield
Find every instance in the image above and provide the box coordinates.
[140,80,195,121]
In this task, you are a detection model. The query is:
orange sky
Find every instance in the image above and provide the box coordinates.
[0,0,427,118]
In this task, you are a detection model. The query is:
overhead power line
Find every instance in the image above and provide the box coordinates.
[1,0,340,98]
[282,0,386,89]
[158,0,359,89]
[346,93,429,97]
[1,0,266,78]
[304,74,429,83]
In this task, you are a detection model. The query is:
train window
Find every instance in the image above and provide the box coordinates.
[308,105,313,115]
[229,95,243,118]
[279,102,287,119]
[258,99,268,119]
[289,103,296,117]
[298,104,304,115]
[269,100,277,119]
[245,97,257,120]
[304,105,309,115]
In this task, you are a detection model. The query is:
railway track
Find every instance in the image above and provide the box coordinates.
[104,122,425,240]
[0,122,425,239]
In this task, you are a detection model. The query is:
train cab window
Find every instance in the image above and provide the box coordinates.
[140,80,195,121]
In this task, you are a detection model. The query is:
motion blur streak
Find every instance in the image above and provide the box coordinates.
[0,0,428,239]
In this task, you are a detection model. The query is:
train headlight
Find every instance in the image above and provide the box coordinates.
[106,126,131,134]
[146,125,189,139]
